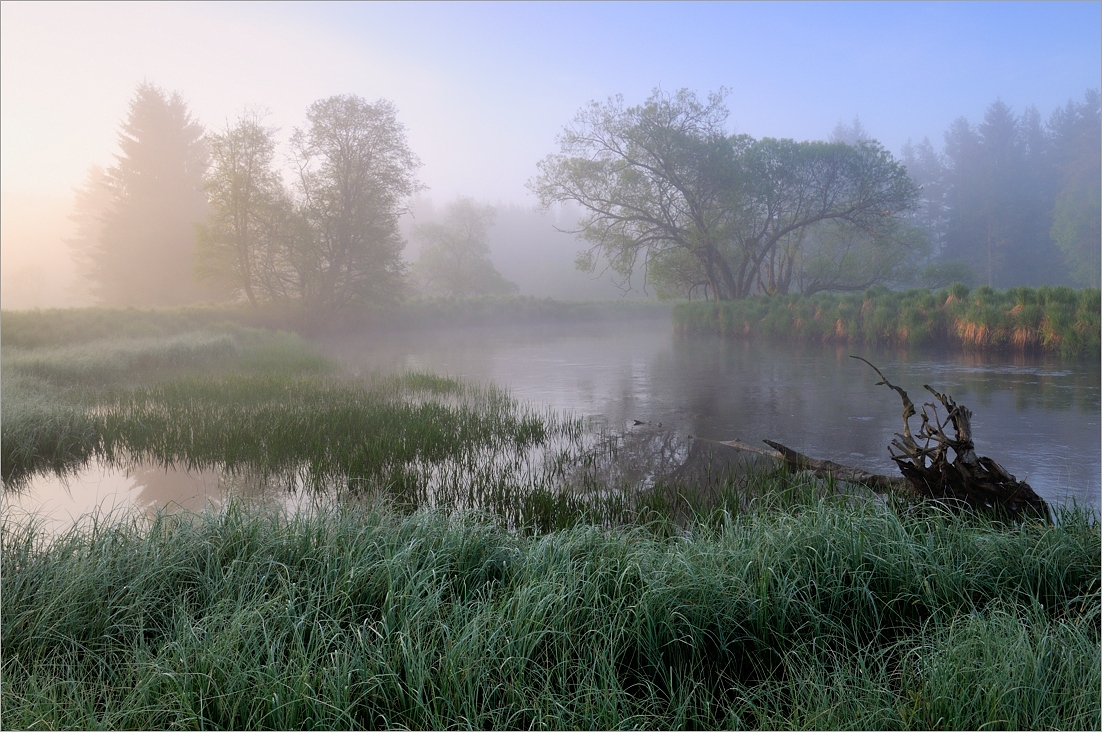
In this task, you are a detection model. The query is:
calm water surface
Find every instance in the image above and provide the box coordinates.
[322,318,1101,509]
[7,317,1099,531]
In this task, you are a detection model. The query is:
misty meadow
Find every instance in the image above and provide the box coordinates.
[3,3,1101,729]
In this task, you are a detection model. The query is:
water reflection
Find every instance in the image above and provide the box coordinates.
[321,319,1101,508]
[7,320,1098,532]
[3,463,216,536]
[1,462,315,537]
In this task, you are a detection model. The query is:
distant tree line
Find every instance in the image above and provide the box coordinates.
[535,88,1100,300]
[69,84,518,312]
[69,85,1099,311]
[409,199,518,298]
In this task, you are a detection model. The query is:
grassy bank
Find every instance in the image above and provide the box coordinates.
[674,285,1101,357]
[1,297,670,349]
[3,499,1098,730]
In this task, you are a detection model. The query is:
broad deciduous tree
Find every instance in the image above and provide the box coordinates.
[289,95,421,311]
[196,110,286,305]
[198,96,422,312]
[532,89,918,300]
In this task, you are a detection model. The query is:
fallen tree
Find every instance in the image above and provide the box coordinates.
[694,357,1049,519]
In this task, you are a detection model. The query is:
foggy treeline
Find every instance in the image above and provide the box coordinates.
[13,83,1100,312]
[897,91,1101,289]
[533,89,1101,302]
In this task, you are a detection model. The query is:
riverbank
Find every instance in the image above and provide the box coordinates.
[0,296,671,349]
[674,285,1101,358]
[3,498,1098,730]
[2,316,1099,729]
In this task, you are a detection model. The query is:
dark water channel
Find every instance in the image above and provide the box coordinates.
[322,317,1101,510]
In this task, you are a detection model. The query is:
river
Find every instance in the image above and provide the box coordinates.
[321,318,1100,509]
[5,317,1099,532]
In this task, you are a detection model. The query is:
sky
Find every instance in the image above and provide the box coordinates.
[1,1,1099,308]
[2,1,1099,204]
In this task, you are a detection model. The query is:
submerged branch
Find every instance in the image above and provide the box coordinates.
[690,436,910,495]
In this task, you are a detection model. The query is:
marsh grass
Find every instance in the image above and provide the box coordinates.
[1,328,331,486]
[675,285,1102,357]
[2,498,1097,730]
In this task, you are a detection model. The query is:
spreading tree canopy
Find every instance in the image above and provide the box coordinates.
[196,110,288,306]
[531,89,919,300]
[198,95,421,312]
[290,96,421,311]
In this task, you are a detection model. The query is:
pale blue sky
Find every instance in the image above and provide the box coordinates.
[2,1,1099,204]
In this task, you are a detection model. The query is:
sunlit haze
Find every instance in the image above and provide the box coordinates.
[2,1,1099,307]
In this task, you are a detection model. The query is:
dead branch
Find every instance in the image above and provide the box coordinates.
[693,359,1050,520]
[850,356,1048,519]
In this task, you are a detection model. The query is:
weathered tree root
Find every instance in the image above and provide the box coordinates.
[850,356,1048,519]
[695,358,1049,520]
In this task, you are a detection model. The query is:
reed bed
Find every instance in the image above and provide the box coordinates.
[675,285,1102,357]
[2,328,331,486]
[2,363,576,523]
[2,498,1097,730]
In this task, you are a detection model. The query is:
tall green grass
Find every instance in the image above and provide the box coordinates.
[675,285,1102,357]
[1,328,330,486]
[2,498,1097,730]
[3,362,578,525]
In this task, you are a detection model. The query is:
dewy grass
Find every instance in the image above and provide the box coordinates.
[1,328,333,485]
[2,499,1097,730]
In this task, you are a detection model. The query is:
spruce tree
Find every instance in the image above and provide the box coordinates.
[82,83,212,305]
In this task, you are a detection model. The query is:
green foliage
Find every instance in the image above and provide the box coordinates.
[0,328,331,486]
[939,92,1101,288]
[193,95,421,314]
[1052,181,1102,287]
[289,95,419,312]
[195,110,292,305]
[4,308,1098,728]
[674,286,1101,357]
[534,88,919,301]
[2,500,1097,729]
[412,199,519,298]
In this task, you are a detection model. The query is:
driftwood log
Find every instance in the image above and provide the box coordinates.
[694,357,1049,520]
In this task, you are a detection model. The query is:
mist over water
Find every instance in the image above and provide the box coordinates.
[321,319,1101,510]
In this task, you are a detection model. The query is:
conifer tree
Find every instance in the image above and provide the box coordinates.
[77,83,212,305]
